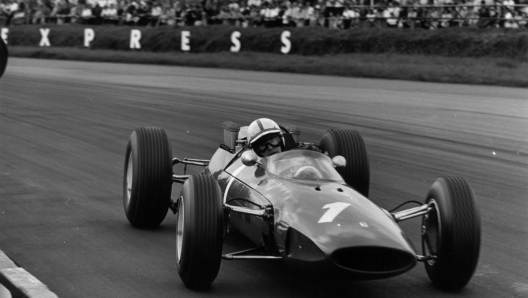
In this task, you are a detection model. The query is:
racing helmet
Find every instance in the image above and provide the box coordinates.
[247,118,282,145]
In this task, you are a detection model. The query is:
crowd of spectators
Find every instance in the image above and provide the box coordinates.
[1,0,527,29]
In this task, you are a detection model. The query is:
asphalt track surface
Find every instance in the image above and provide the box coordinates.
[0,58,527,298]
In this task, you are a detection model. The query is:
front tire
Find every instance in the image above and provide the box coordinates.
[123,127,172,228]
[176,174,224,289]
[422,176,481,291]
[319,128,370,197]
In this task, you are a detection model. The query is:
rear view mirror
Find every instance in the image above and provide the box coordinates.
[241,151,259,167]
[332,156,346,168]
[0,37,7,79]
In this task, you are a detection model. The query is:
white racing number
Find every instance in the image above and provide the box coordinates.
[318,202,351,223]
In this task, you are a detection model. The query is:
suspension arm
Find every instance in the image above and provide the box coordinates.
[391,204,432,222]
[224,204,274,221]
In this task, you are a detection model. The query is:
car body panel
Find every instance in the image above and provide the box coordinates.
[208,147,417,279]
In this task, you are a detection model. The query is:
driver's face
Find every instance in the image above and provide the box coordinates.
[254,134,282,157]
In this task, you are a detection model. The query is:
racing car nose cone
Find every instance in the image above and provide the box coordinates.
[332,246,416,278]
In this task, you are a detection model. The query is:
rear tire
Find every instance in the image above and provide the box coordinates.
[123,127,172,228]
[176,174,224,289]
[422,176,481,291]
[0,37,7,78]
[319,128,370,197]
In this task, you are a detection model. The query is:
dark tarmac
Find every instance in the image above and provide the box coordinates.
[0,58,526,298]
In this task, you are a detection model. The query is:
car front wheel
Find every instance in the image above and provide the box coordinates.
[123,127,172,228]
[319,128,370,197]
[176,174,224,289]
[422,176,481,291]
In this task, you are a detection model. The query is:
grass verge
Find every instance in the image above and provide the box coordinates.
[9,46,528,88]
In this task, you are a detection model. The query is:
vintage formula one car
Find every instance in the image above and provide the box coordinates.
[122,122,481,291]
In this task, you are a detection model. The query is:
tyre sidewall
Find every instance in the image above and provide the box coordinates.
[176,178,193,280]
[320,132,337,157]
[0,37,6,79]
[123,131,140,222]
[424,179,454,276]
[423,177,481,290]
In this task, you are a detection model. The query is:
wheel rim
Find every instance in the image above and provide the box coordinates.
[125,154,133,209]
[176,198,184,262]
[423,199,441,266]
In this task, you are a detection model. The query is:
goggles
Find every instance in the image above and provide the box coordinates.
[254,136,281,153]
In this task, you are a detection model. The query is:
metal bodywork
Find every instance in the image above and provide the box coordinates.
[196,147,420,280]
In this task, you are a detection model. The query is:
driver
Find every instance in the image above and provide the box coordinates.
[247,118,284,157]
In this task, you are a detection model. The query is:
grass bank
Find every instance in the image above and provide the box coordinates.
[9,46,528,87]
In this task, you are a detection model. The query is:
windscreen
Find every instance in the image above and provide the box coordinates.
[264,150,344,182]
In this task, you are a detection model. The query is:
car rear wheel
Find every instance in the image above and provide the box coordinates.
[176,174,224,289]
[319,128,370,197]
[123,127,172,228]
[0,37,7,78]
[422,176,481,291]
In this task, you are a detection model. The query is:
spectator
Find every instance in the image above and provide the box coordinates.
[50,0,71,23]
[477,1,491,27]
[334,0,344,17]
[453,4,468,27]
[519,9,527,27]
[291,1,304,26]
[125,1,138,24]
[342,3,359,28]
[228,2,241,25]
[149,1,162,26]
[136,1,150,25]
[32,0,50,24]
[81,3,93,23]
[202,2,217,25]
[240,2,250,27]
[247,0,261,7]
[101,2,118,24]
[428,7,440,28]
[384,1,401,28]
[282,0,294,26]
[466,3,479,25]
[228,0,239,11]
[365,7,376,27]
[309,3,320,26]
[116,0,125,23]
[173,1,183,25]
[296,2,311,27]
[439,6,453,27]
[0,2,6,21]
[263,1,280,27]
[217,5,229,24]
[323,0,333,27]
[4,0,18,25]
[184,4,197,26]
[158,2,172,26]
[489,3,500,27]
[504,9,521,27]
[502,0,515,11]
[195,4,204,25]
[248,4,261,26]
[92,2,102,24]
[405,6,418,28]
[11,0,27,25]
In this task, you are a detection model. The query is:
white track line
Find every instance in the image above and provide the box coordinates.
[0,250,58,298]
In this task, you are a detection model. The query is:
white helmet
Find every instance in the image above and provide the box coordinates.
[247,118,281,145]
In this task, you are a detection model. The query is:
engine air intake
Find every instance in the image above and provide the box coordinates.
[333,246,415,274]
